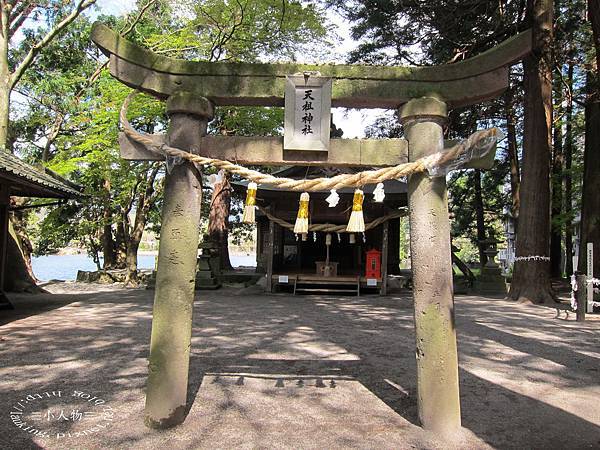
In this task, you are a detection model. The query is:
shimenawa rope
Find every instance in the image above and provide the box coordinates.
[257,206,407,233]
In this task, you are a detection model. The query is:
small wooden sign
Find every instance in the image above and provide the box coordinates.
[278,275,289,284]
[284,75,332,152]
[367,278,378,286]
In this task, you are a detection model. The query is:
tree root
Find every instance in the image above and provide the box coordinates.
[507,284,558,304]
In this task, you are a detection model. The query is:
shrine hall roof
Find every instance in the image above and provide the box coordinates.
[0,151,82,198]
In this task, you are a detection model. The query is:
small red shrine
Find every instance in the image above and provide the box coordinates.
[365,249,382,279]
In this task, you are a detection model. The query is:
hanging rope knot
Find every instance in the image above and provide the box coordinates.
[298,194,309,218]
[351,190,363,212]
[294,192,310,234]
[166,155,184,174]
[347,189,365,232]
[242,182,258,223]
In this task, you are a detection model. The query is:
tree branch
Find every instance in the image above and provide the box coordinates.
[8,2,35,38]
[41,0,156,159]
[10,0,97,89]
[210,0,246,61]
[119,0,158,37]
[13,87,62,114]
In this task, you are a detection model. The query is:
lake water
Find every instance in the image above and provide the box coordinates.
[31,253,256,281]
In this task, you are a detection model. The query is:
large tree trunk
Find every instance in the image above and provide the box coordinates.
[550,74,564,278]
[208,174,233,270]
[10,203,35,280]
[125,237,141,285]
[564,61,574,275]
[0,6,9,153]
[579,65,600,277]
[114,219,127,268]
[578,0,600,278]
[579,78,600,277]
[0,78,8,152]
[550,0,564,278]
[125,165,159,285]
[506,96,521,219]
[508,0,555,304]
[4,219,38,292]
[124,208,145,285]
[0,45,36,291]
[101,179,117,269]
[101,219,116,269]
[101,229,115,268]
[0,10,37,292]
[473,170,487,266]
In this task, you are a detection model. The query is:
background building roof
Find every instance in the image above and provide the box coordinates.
[0,152,82,198]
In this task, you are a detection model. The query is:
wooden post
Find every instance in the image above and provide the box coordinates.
[256,221,264,271]
[144,92,213,429]
[400,97,461,436]
[0,184,12,309]
[381,221,389,295]
[576,274,587,322]
[266,220,275,293]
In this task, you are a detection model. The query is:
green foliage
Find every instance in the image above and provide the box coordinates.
[327,0,524,66]
[32,203,80,255]
[448,164,508,249]
[453,237,480,265]
[211,107,284,136]
[17,0,331,262]
[135,0,330,62]
[38,73,167,259]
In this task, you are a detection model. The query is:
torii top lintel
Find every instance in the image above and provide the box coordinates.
[91,22,531,109]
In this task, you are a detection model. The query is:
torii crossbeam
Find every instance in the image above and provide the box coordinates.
[91,23,531,436]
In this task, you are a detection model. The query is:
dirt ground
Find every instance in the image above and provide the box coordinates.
[0,283,598,450]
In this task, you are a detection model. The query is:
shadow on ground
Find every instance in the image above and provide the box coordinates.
[0,287,598,449]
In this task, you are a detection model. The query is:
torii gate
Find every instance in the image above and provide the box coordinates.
[91,23,531,436]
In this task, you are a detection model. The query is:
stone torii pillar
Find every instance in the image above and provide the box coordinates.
[144,92,213,429]
[400,97,461,436]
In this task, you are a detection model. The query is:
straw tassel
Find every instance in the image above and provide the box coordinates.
[346,189,365,232]
[242,182,257,223]
[294,192,310,234]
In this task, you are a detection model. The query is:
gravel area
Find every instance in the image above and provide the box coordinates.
[0,283,598,449]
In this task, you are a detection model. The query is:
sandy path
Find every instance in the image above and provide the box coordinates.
[0,284,598,449]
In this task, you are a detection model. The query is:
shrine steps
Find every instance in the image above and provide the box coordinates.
[293,276,360,296]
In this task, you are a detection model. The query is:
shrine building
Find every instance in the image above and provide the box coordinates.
[234,166,407,295]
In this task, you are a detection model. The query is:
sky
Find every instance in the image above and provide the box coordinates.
[92,0,382,138]
[325,13,385,139]
[96,0,136,16]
